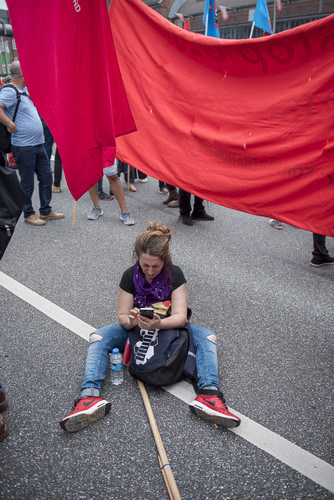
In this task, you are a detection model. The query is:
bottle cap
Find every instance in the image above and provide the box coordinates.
[112,348,119,354]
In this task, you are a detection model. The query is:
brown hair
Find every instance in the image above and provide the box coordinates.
[133,221,173,268]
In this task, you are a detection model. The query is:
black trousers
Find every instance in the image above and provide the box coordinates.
[312,233,329,258]
[54,148,63,187]
[179,189,205,216]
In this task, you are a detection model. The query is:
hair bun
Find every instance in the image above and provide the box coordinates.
[147,221,172,241]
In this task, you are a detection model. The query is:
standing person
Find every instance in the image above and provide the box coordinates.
[60,221,240,432]
[310,233,334,267]
[88,161,134,225]
[178,188,214,225]
[0,61,64,226]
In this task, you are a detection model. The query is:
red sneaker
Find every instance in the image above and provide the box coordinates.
[189,390,240,428]
[60,397,111,432]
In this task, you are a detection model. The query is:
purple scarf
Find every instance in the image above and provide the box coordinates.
[133,260,172,307]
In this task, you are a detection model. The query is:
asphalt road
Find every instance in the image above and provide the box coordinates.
[0,170,333,500]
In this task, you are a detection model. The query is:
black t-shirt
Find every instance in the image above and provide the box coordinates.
[119,264,186,314]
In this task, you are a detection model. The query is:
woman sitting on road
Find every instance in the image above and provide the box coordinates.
[60,221,240,432]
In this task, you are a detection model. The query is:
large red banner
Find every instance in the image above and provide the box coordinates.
[7,0,135,201]
[110,0,334,236]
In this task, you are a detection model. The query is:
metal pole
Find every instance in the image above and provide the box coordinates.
[249,21,255,39]
[273,0,277,34]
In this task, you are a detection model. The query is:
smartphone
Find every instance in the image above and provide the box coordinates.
[139,307,154,319]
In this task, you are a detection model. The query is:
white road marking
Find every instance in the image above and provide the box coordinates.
[1,271,333,493]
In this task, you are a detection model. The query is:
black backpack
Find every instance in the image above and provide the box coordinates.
[0,84,26,154]
[0,153,24,260]
[128,322,196,387]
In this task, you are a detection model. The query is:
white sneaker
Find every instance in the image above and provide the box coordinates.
[269,219,283,230]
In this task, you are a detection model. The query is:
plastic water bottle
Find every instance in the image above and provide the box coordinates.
[110,348,123,385]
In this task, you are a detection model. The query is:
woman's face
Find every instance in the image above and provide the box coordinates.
[139,253,164,283]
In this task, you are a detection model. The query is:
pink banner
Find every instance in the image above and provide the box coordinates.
[7,0,135,201]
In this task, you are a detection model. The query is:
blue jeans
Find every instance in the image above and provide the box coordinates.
[12,144,52,218]
[80,322,220,397]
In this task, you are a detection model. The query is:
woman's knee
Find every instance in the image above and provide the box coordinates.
[207,334,217,344]
[89,333,103,343]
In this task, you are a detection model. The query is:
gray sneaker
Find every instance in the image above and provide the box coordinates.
[120,210,134,225]
[88,206,103,220]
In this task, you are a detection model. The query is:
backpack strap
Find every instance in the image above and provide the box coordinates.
[3,84,28,123]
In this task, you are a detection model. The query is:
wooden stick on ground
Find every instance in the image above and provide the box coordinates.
[72,200,77,230]
[158,454,174,499]
[137,380,181,500]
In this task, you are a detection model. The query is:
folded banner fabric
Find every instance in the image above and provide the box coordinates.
[110,0,334,236]
[7,0,135,201]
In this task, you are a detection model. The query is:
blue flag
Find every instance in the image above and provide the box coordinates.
[253,0,272,34]
[202,0,219,38]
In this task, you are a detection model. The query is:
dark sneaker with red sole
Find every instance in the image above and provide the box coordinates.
[189,390,240,428]
[60,397,111,432]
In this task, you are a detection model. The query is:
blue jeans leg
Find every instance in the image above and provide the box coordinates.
[189,323,220,391]
[81,323,129,398]
[12,145,52,218]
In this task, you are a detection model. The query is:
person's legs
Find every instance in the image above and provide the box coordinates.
[123,165,135,184]
[35,145,53,216]
[191,196,214,221]
[311,233,334,266]
[137,169,148,182]
[12,145,37,219]
[123,165,136,191]
[42,121,54,162]
[189,323,220,390]
[188,323,240,428]
[98,178,103,194]
[106,173,134,225]
[107,174,127,212]
[88,183,103,219]
[53,147,62,188]
[178,189,194,225]
[192,197,205,216]
[60,323,129,432]
[312,234,328,258]
[97,176,114,200]
[129,166,136,187]
[80,323,129,397]
[178,189,191,216]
